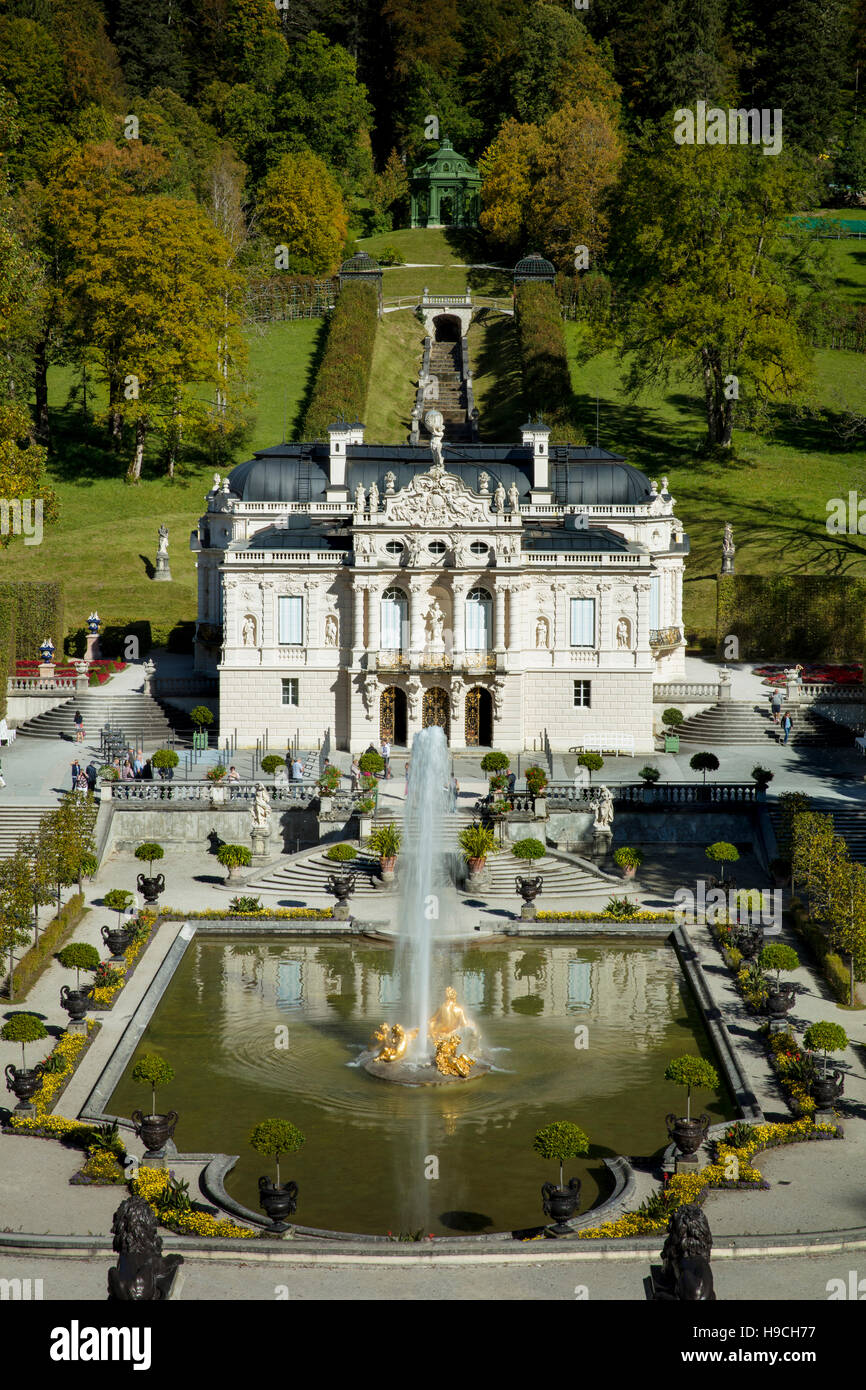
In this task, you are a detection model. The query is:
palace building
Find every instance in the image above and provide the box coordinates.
[190,420,688,753]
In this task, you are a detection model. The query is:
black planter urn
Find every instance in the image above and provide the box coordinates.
[60,984,93,1021]
[666,1113,711,1156]
[131,1110,178,1155]
[5,1063,43,1108]
[102,923,135,959]
[766,983,796,1018]
[137,873,165,905]
[325,871,356,921]
[541,1177,581,1234]
[516,874,543,920]
[736,927,763,961]
[258,1177,299,1231]
[811,1070,844,1108]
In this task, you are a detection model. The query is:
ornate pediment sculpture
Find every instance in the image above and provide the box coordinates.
[383,465,493,527]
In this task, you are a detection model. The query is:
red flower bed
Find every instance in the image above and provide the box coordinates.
[757,663,863,687]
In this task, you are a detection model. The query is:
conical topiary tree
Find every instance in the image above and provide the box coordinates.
[664,1055,719,1122]
[249,1118,305,1186]
[532,1121,590,1191]
[803,1021,848,1079]
[1,1012,48,1069]
[57,942,101,990]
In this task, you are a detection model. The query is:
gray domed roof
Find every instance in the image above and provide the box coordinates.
[514,251,555,281]
[339,251,381,275]
[553,460,653,506]
[227,450,328,503]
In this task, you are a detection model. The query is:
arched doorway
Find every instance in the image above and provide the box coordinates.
[439,194,454,226]
[380,686,407,746]
[434,314,460,342]
[464,686,493,747]
[422,686,450,741]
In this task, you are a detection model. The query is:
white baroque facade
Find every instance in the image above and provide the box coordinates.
[191,421,688,752]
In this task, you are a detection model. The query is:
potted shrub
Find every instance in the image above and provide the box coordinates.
[102,888,135,958]
[662,707,683,752]
[458,822,498,877]
[151,748,179,781]
[664,1055,719,1156]
[130,1053,178,1155]
[480,751,510,783]
[190,705,214,751]
[802,1021,848,1107]
[524,765,548,799]
[577,752,604,785]
[98,764,119,782]
[358,750,384,778]
[318,764,341,796]
[758,942,800,1019]
[216,843,252,882]
[134,842,165,905]
[2,1013,48,1108]
[751,765,774,798]
[206,763,228,804]
[638,765,660,789]
[705,841,739,883]
[690,752,720,786]
[613,846,643,879]
[533,1121,589,1234]
[57,942,101,1020]
[369,822,401,879]
[249,1118,305,1231]
[260,754,286,776]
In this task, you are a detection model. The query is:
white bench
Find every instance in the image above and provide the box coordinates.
[570,735,635,757]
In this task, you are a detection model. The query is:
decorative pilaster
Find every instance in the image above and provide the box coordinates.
[494,583,507,652]
[369,581,381,653]
[452,581,466,658]
[353,582,366,658]
[409,581,425,658]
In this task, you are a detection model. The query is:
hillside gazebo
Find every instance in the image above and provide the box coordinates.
[410,138,481,229]
[338,251,384,316]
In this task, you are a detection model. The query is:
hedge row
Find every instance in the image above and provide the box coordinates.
[300,281,379,439]
[789,898,861,1005]
[3,893,87,1001]
[716,575,866,661]
[0,589,13,720]
[64,619,195,659]
[0,581,64,662]
[514,281,584,443]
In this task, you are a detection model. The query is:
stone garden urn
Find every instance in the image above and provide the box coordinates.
[766,983,796,1019]
[515,874,543,921]
[132,1110,178,1156]
[811,1070,844,1108]
[326,870,356,921]
[666,1112,711,1156]
[136,872,165,906]
[258,1177,299,1232]
[736,927,763,962]
[102,923,135,961]
[60,984,93,1022]
[5,1063,43,1110]
[541,1177,581,1235]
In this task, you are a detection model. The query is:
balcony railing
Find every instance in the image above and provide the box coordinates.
[109,780,318,805]
[653,681,720,701]
[650,627,683,650]
[462,651,495,672]
[376,651,410,671]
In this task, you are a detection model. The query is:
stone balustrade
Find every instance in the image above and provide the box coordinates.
[653,681,721,701]
[108,780,319,805]
[7,675,78,692]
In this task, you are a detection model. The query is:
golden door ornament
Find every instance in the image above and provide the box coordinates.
[422,685,450,739]
[465,686,480,746]
[379,686,396,744]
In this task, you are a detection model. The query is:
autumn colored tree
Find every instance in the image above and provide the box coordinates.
[478,119,543,254]
[257,150,349,276]
[512,5,621,126]
[528,99,624,267]
[69,194,244,480]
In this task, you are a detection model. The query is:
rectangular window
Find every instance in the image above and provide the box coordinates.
[573,680,591,708]
[281,678,299,706]
[380,595,404,649]
[570,597,595,647]
[278,595,303,644]
[649,574,661,630]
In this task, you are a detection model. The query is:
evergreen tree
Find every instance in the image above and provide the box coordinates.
[754,0,853,153]
[269,33,373,191]
[105,0,191,97]
[511,5,621,126]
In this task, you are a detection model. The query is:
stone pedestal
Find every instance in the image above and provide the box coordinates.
[251,827,271,859]
[13,1101,37,1118]
[592,825,613,860]
[67,1018,88,1036]
[767,1018,792,1035]
[154,553,172,582]
[332,901,352,921]
[519,902,537,921]
[718,670,733,702]
[142,1139,177,1171]
[38,661,55,681]
[84,633,101,662]
[814,1107,841,1130]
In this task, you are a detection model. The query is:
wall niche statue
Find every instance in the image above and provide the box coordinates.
[242,615,257,647]
[535,616,550,649]
[324,614,338,647]
[616,617,631,649]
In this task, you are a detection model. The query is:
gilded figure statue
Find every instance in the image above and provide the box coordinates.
[434,1035,476,1078]
[371,1022,418,1061]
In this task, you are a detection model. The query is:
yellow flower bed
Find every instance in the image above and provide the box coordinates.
[537,910,676,923]
[577,1118,837,1239]
[130,1166,256,1239]
[81,1149,125,1182]
[165,907,334,920]
[8,1112,92,1138]
[92,915,157,1006]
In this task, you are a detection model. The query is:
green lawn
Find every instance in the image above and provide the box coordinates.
[0,320,323,638]
[563,322,866,641]
[355,227,513,301]
[364,310,424,443]
[467,313,525,441]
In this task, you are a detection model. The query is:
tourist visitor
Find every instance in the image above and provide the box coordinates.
[291,756,304,781]
[507,770,516,795]
[228,765,240,782]
[85,762,98,791]
[141,759,153,781]
[782,712,793,744]
[133,749,144,777]
[404,759,411,796]
[71,759,81,789]
[75,770,89,792]
[381,739,391,778]
[771,690,782,724]
[73,710,85,742]
[121,759,134,780]
[450,774,459,811]
[350,757,361,792]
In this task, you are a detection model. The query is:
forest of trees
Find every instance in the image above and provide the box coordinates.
[0,0,863,492]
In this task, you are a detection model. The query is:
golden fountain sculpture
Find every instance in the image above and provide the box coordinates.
[371,986,479,1077]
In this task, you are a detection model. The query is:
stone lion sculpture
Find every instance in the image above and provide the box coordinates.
[107,1195,183,1301]
[657,1203,715,1301]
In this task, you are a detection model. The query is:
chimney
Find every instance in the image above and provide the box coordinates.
[327,419,364,497]
[521,418,551,498]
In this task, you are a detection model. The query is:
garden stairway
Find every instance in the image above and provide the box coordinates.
[768,804,866,865]
[427,341,472,442]
[0,807,49,860]
[13,691,200,747]
[675,700,853,748]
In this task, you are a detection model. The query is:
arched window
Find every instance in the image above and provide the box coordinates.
[465,587,492,650]
[380,587,408,650]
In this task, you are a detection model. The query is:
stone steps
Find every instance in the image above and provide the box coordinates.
[676,701,853,747]
[768,805,866,864]
[14,692,201,747]
[0,807,50,859]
